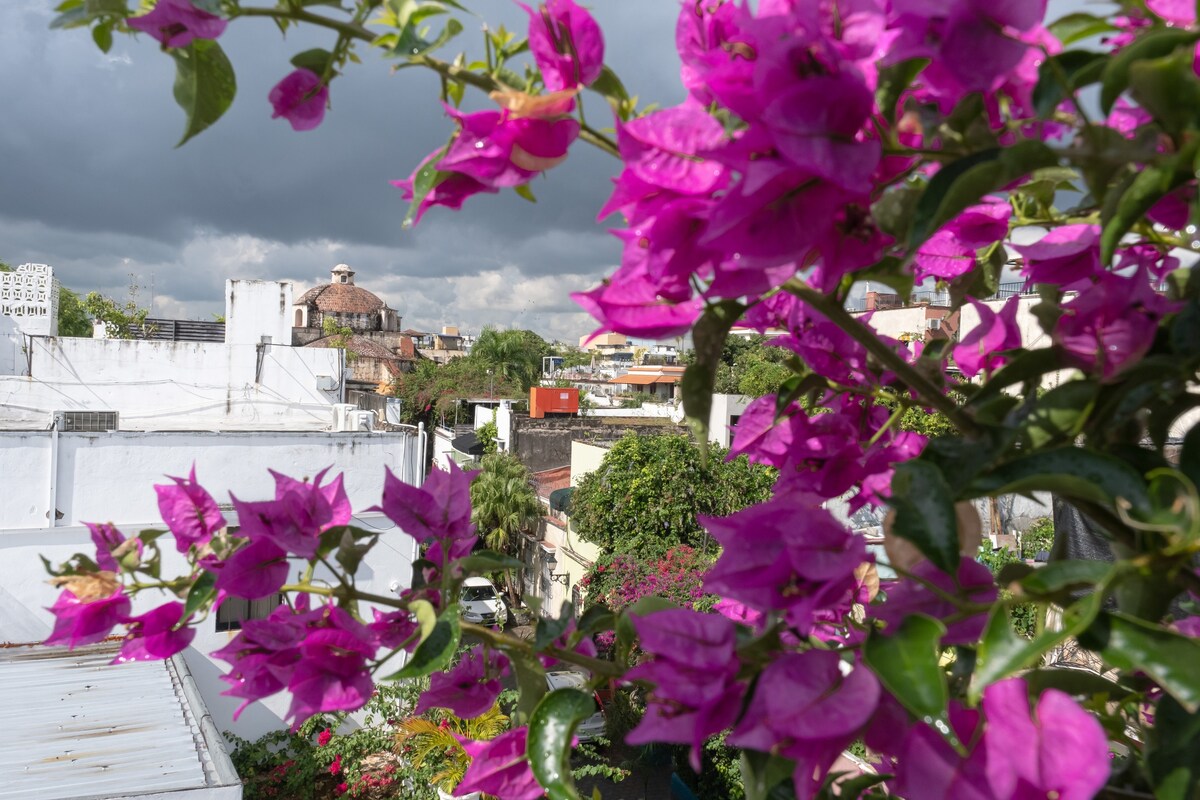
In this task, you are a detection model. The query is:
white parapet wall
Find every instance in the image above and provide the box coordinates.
[0,427,424,742]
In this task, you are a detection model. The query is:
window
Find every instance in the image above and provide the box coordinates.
[215,594,282,632]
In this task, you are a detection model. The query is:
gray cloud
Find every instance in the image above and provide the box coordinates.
[1,0,683,340]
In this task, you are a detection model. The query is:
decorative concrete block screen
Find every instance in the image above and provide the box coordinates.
[0,263,59,336]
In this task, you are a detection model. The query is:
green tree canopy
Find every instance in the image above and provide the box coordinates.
[469,453,543,599]
[57,287,93,337]
[571,432,776,560]
[389,357,523,426]
[470,327,550,391]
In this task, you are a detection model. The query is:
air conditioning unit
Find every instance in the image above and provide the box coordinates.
[332,403,356,431]
[350,410,375,432]
[926,318,942,330]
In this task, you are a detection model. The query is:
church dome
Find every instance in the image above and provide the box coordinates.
[295,264,387,314]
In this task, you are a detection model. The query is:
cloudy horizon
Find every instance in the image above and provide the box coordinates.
[1,1,685,343]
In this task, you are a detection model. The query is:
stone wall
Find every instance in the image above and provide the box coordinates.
[511,414,687,472]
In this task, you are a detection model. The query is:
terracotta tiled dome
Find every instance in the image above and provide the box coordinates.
[296,282,385,315]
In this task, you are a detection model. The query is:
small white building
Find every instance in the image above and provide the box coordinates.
[0,265,425,745]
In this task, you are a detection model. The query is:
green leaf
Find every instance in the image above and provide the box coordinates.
[535,602,576,650]
[1129,48,1200,136]
[402,150,449,226]
[1016,380,1096,449]
[335,530,376,574]
[742,749,797,800]
[183,571,217,619]
[1018,560,1113,599]
[964,347,1070,410]
[170,39,236,147]
[1022,666,1130,700]
[588,65,631,115]
[290,48,333,75]
[907,141,1057,247]
[528,688,597,800]
[864,614,949,723]
[1101,144,1197,265]
[92,21,113,53]
[385,605,460,679]
[682,300,746,460]
[136,528,169,545]
[457,550,525,572]
[1146,695,1200,799]
[1032,50,1106,118]
[1048,12,1118,46]
[509,649,548,727]
[968,446,1151,516]
[973,590,1103,698]
[513,183,537,203]
[888,460,960,573]
[1181,424,1200,492]
[1084,613,1200,712]
[1099,27,1200,114]
[575,604,615,638]
[875,58,928,124]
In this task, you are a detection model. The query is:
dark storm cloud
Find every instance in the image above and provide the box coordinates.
[0,0,683,339]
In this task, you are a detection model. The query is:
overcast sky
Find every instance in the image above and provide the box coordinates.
[0,1,684,343]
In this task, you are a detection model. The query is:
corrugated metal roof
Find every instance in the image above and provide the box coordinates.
[0,643,239,799]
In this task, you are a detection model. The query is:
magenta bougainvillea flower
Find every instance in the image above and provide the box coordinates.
[893,678,1109,799]
[269,69,330,132]
[438,99,580,189]
[231,467,350,560]
[213,536,289,600]
[982,678,1111,800]
[285,626,377,725]
[915,198,1012,281]
[126,0,228,49]
[214,602,379,726]
[1054,271,1177,381]
[391,148,498,225]
[625,609,745,770]
[415,645,509,719]
[45,587,131,649]
[455,727,544,800]
[1014,224,1102,288]
[954,294,1022,378]
[729,651,881,800]
[87,521,142,572]
[701,496,866,633]
[113,601,194,663]
[519,0,605,90]
[375,460,475,544]
[612,102,729,199]
[155,465,226,553]
[871,557,999,644]
[1146,0,1196,25]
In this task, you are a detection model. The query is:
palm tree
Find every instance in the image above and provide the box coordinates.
[470,453,543,598]
[394,703,510,795]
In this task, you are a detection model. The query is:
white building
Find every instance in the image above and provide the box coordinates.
[0,265,424,747]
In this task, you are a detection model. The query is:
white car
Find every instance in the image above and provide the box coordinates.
[545,671,606,743]
[460,577,506,627]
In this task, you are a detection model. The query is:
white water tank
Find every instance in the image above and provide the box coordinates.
[332,403,356,431]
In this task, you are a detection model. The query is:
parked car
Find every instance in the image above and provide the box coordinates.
[545,670,606,743]
[460,577,507,626]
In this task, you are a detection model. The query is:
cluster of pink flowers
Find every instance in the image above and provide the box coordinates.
[393,0,605,221]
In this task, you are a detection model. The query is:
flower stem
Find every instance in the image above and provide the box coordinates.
[784,280,981,436]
